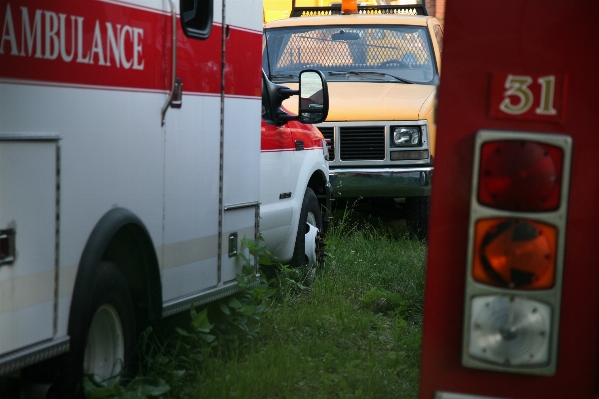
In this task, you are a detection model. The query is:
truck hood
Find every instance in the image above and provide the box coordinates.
[284,82,436,121]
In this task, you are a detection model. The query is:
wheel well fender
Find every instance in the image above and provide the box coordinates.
[68,208,162,340]
[308,169,331,233]
[307,169,327,197]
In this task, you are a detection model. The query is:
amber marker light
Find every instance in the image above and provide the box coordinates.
[472,218,557,289]
[478,140,563,212]
[341,0,358,14]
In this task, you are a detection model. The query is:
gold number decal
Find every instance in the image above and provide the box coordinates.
[536,75,557,115]
[500,75,533,115]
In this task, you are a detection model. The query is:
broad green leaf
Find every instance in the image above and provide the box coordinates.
[219,302,231,315]
[175,327,190,337]
[191,308,214,332]
[228,297,242,309]
[204,333,216,343]
[143,379,171,396]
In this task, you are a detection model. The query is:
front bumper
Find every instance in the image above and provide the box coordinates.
[329,166,432,198]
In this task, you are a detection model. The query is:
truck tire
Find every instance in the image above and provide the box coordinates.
[291,187,323,268]
[405,196,430,241]
[53,262,136,398]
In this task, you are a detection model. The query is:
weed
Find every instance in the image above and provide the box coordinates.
[84,236,277,398]
[85,211,427,399]
[192,210,427,399]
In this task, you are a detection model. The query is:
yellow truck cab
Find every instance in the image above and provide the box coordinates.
[263,0,442,238]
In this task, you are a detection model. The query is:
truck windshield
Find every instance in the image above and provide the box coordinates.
[263,25,437,85]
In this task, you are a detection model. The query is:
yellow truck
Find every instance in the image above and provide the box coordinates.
[263,0,442,239]
[264,0,384,22]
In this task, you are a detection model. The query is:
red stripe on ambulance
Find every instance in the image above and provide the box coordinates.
[0,1,261,97]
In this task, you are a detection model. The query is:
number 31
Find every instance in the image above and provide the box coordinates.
[500,74,557,116]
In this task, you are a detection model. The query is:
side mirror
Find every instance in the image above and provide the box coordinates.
[262,69,329,126]
[298,70,329,124]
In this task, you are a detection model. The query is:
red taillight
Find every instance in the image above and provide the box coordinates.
[478,140,563,211]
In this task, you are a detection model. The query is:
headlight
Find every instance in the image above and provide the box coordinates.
[392,127,420,147]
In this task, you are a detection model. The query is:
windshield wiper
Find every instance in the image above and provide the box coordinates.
[328,70,412,84]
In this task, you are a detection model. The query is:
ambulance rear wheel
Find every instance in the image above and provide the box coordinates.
[53,262,136,398]
[291,188,323,269]
[405,196,430,241]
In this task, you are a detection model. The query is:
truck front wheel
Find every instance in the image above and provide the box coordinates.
[291,187,323,269]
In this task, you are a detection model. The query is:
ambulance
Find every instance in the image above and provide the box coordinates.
[0,0,329,396]
[419,0,599,398]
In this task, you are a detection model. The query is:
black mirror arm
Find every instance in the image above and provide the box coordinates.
[275,111,299,123]
[263,71,301,125]
[273,87,300,123]
[277,87,299,98]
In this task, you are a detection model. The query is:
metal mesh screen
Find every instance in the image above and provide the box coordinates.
[273,26,432,71]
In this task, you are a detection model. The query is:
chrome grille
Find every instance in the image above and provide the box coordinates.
[339,126,385,161]
[319,127,335,161]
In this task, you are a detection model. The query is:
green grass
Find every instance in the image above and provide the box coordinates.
[192,212,427,399]
[87,210,427,399]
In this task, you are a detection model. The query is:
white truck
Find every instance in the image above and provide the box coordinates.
[0,0,330,396]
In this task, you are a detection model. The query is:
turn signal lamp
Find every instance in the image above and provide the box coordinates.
[472,218,557,289]
[341,0,358,14]
[462,130,572,376]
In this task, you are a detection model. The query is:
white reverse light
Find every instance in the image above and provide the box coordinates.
[468,295,551,367]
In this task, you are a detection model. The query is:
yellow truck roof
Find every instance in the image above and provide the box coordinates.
[263,0,382,23]
[265,14,432,29]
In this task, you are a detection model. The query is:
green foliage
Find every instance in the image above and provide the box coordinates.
[326,199,361,239]
[360,287,408,315]
[193,208,427,399]
[270,263,315,304]
[85,235,277,398]
[205,236,277,353]
[83,375,170,399]
[86,209,427,399]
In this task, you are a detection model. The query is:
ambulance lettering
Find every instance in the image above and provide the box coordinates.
[0,3,144,69]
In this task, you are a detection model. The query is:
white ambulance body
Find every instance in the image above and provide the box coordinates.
[0,0,287,393]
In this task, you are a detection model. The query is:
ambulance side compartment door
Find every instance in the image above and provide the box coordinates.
[0,136,59,355]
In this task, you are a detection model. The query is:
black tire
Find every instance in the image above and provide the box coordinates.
[290,187,323,268]
[52,262,137,398]
[405,196,430,241]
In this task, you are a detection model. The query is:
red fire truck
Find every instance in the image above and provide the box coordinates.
[419,0,599,398]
